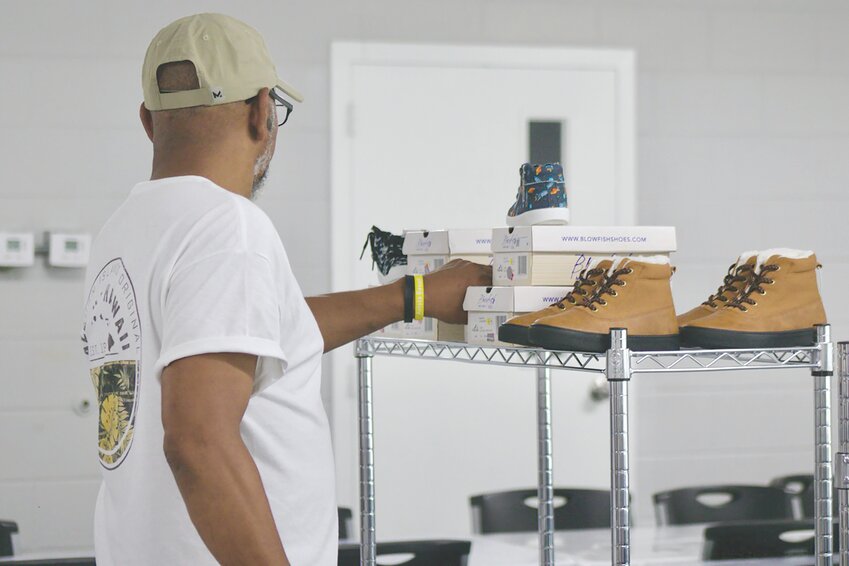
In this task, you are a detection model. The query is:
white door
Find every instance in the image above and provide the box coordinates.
[331,43,635,539]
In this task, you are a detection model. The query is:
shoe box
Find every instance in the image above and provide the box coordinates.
[443,229,492,339]
[399,229,492,341]
[491,226,677,286]
[403,230,450,276]
[447,228,492,265]
[374,317,438,341]
[375,318,469,342]
[403,229,492,275]
[463,286,570,346]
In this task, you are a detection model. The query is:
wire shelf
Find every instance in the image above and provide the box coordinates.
[631,346,820,373]
[356,337,822,375]
[356,337,605,372]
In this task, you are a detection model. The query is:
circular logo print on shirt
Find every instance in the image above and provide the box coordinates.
[81,258,141,470]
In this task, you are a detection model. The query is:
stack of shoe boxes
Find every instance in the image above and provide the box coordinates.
[440,229,492,341]
[377,229,492,341]
[492,225,677,286]
[464,225,677,346]
[404,230,450,276]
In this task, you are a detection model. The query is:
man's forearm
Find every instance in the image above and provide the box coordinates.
[306,279,404,352]
[165,433,289,566]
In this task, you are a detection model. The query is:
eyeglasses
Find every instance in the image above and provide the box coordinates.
[269,88,293,127]
[245,88,293,127]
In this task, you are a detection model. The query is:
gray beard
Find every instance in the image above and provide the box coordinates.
[251,166,269,201]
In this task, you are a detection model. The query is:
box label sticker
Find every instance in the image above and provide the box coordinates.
[498,232,530,251]
[494,253,530,284]
[411,239,435,253]
[467,313,498,344]
[475,293,499,310]
[407,256,448,275]
[467,312,512,345]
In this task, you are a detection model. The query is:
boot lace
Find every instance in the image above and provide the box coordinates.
[703,263,754,308]
[728,264,779,312]
[554,266,606,309]
[584,267,633,312]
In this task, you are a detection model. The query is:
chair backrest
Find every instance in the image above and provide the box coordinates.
[338,507,354,540]
[653,485,792,526]
[0,520,18,557]
[1,560,95,566]
[770,475,839,519]
[770,474,814,495]
[338,540,471,566]
[703,520,817,560]
[469,488,610,533]
[770,474,819,518]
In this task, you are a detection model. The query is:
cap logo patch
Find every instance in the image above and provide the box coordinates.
[211,87,225,102]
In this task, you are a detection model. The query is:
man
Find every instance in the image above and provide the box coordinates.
[80,13,491,566]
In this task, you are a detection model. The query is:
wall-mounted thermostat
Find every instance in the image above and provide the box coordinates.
[48,233,91,268]
[0,232,35,267]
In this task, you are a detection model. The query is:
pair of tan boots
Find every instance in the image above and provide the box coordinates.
[497,249,827,352]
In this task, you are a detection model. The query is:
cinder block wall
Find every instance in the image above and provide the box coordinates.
[1,0,847,552]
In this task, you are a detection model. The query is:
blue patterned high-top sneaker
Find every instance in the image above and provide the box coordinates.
[506,163,569,226]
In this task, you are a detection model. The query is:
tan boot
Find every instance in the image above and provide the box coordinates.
[681,250,827,349]
[498,259,612,346]
[529,257,679,352]
[677,252,757,327]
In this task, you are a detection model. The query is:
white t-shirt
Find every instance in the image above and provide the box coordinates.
[80,176,336,565]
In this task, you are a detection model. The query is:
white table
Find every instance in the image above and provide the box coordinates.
[1,527,816,565]
[467,526,815,565]
[0,551,93,564]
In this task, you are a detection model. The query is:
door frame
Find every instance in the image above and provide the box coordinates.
[331,42,637,292]
[329,41,637,511]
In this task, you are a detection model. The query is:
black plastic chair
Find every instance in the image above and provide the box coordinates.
[0,520,18,557]
[2,560,95,566]
[703,519,820,560]
[470,488,610,533]
[338,507,354,540]
[338,540,471,566]
[771,474,839,519]
[653,485,793,525]
[770,474,815,495]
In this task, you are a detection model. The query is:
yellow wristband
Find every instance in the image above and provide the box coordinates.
[413,275,425,321]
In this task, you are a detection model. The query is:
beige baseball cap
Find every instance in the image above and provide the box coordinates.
[142,13,303,111]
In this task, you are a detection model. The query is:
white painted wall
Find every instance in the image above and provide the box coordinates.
[0,0,847,553]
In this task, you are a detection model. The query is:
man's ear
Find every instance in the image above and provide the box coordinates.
[139,103,154,142]
[247,87,272,144]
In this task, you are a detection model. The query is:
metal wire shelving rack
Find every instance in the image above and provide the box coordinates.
[353,324,837,566]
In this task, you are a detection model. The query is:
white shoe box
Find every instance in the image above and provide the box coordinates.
[448,228,492,266]
[404,229,493,274]
[403,230,450,275]
[375,317,438,340]
[493,253,597,286]
[375,318,465,342]
[463,286,570,346]
[491,226,676,286]
[492,225,678,253]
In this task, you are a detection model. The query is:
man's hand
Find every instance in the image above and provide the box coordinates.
[423,259,493,324]
[306,259,491,351]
